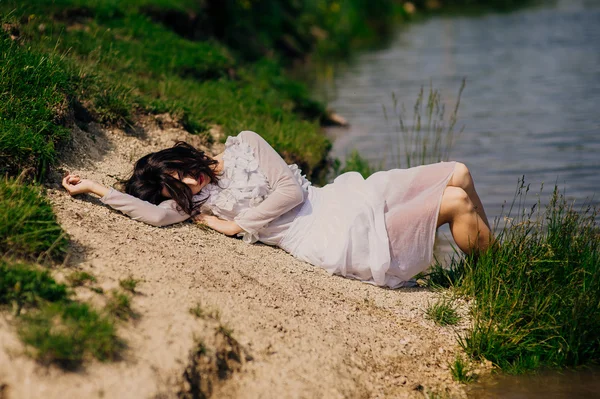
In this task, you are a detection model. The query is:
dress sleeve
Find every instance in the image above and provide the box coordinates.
[233,131,305,237]
[100,188,190,227]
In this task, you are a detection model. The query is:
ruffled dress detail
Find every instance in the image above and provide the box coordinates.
[200,135,310,244]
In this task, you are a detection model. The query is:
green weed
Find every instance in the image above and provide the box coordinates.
[189,302,205,319]
[454,181,600,373]
[18,302,122,369]
[425,298,460,326]
[105,289,135,320]
[216,324,234,340]
[119,275,140,294]
[189,301,221,321]
[0,178,68,261]
[340,150,377,179]
[418,258,467,289]
[449,355,476,383]
[0,34,73,177]
[90,286,104,294]
[66,270,96,287]
[385,80,465,169]
[0,261,69,314]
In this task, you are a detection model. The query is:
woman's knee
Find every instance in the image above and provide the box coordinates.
[439,186,474,225]
[450,162,473,190]
[445,186,474,215]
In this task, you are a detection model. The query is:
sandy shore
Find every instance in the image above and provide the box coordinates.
[0,119,479,398]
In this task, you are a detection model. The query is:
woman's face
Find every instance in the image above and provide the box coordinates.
[161,171,208,197]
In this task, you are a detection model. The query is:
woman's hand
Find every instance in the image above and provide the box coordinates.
[193,214,243,236]
[62,174,110,198]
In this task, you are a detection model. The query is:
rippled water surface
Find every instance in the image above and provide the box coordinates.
[466,367,600,398]
[318,0,600,222]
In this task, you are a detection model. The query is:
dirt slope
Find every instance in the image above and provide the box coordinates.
[0,119,478,398]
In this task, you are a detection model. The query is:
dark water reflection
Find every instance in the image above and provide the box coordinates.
[318,0,600,226]
[466,367,600,398]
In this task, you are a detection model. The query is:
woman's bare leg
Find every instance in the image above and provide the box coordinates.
[447,162,491,230]
[437,186,492,255]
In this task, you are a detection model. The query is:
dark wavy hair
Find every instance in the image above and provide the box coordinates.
[124,142,219,215]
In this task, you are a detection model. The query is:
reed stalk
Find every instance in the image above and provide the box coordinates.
[384,79,466,169]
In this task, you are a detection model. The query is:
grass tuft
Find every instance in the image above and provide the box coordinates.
[449,355,476,383]
[425,298,460,326]
[189,301,221,321]
[0,261,69,314]
[189,302,205,319]
[0,34,73,177]
[340,150,377,179]
[66,270,96,287]
[216,324,234,340]
[0,178,68,261]
[92,85,133,127]
[18,302,122,369]
[105,290,135,321]
[417,256,468,289]
[90,286,104,294]
[119,275,140,294]
[454,182,600,373]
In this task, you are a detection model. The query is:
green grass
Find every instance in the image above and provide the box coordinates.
[339,150,377,179]
[0,1,332,179]
[105,289,135,320]
[119,275,139,294]
[189,301,221,321]
[90,286,104,294]
[0,175,126,368]
[216,324,235,340]
[449,355,476,383]
[1,1,521,181]
[18,302,122,369]
[66,270,96,287]
[425,297,460,326]
[0,34,73,177]
[0,177,68,262]
[416,258,467,289]
[0,261,122,368]
[450,182,600,373]
[189,302,205,319]
[0,261,69,314]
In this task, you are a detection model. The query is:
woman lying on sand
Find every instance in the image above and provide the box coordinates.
[63,130,492,288]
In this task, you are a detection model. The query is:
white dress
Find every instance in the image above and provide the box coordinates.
[101,131,455,288]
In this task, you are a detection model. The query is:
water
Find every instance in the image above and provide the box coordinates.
[315,1,600,395]
[317,0,600,228]
[466,367,600,398]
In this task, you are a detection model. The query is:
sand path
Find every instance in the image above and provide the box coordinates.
[0,119,475,398]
